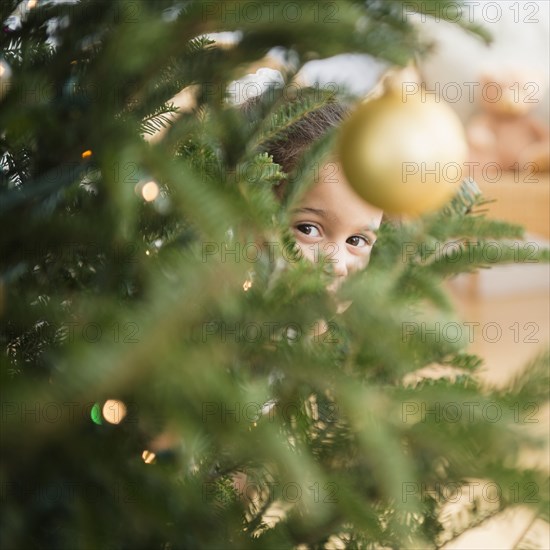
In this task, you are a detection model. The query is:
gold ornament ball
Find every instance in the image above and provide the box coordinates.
[338,87,469,216]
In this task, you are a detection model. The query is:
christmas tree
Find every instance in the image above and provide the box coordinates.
[1,1,548,548]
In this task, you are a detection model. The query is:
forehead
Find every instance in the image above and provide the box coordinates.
[297,161,383,228]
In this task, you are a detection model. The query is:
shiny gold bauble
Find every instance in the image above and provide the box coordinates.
[338,80,468,216]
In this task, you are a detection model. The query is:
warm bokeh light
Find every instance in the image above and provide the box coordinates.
[81,149,93,159]
[141,181,159,202]
[243,279,253,291]
[102,399,127,425]
[142,450,156,464]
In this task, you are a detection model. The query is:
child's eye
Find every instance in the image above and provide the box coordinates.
[296,223,321,237]
[346,235,372,248]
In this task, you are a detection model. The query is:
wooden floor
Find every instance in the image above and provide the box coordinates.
[440,265,549,549]
[439,170,549,549]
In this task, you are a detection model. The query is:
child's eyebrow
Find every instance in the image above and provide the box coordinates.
[291,207,327,217]
[361,225,379,235]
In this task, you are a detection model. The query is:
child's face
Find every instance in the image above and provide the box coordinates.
[289,161,383,292]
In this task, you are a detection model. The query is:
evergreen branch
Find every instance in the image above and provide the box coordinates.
[440,178,488,217]
[0,160,91,214]
[249,89,341,155]
[140,102,179,136]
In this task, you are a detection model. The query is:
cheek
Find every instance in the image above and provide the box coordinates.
[349,251,371,272]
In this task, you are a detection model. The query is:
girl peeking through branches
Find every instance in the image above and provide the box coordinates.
[241,94,385,297]
[228,90,388,503]
[148,87,386,461]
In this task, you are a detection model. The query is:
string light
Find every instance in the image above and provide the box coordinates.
[142,450,156,464]
[81,149,92,159]
[243,271,254,292]
[102,399,127,425]
[90,402,102,425]
[141,181,159,202]
[0,59,12,101]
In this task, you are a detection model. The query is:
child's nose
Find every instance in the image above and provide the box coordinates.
[327,244,349,278]
[325,251,348,293]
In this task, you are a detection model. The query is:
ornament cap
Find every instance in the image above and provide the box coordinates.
[382,65,422,97]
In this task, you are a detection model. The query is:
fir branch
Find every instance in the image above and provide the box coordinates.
[249,89,340,156]
[140,102,179,137]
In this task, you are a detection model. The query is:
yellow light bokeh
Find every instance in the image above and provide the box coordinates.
[102,399,127,425]
[142,450,156,464]
[81,150,93,159]
[141,181,159,202]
